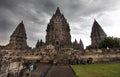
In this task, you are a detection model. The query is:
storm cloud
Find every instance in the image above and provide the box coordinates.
[0,0,120,48]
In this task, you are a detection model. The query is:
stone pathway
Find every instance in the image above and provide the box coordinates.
[23,63,77,77]
[44,65,77,77]
[30,63,51,77]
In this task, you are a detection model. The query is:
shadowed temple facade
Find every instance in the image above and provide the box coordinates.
[90,19,107,49]
[35,7,84,50]
[46,8,71,48]
[5,21,30,50]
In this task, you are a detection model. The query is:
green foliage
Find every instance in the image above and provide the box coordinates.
[98,37,120,49]
[71,63,120,77]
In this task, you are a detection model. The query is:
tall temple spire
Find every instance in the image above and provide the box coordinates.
[6,21,30,50]
[79,39,84,50]
[11,20,27,39]
[46,7,71,48]
[36,40,40,48]
[72,39,79,50]
[91,19,107,48]
[91,19,106,38]
[74,39,78,44]
[55,7,61,15]
[35,39,44,48]
[72,39,84,50]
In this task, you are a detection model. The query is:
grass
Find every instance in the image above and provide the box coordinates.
[71,63,120,77]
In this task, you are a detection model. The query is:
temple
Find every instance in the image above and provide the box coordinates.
[90,19,107,48]
[46,7,71,48]
[5,21,30,50]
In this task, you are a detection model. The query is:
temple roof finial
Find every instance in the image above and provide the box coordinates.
[21,20,23,23]
[55,7,61,15]
[91,19,107,38]
[11,21,26,38]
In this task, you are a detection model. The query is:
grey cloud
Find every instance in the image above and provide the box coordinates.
[0,19,12,33]
[0,0,18,8]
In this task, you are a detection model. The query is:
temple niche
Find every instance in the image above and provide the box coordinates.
[5,21,30,50]
[46,7,71,48]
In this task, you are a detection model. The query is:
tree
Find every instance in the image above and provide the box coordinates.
[98,37,120,49]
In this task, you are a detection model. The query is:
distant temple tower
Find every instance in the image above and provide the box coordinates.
[72,39,84,50]
[46,7,71,48]
[79,39,84,50]
[6,21,30,50]
[91,19,107,48]
[35,39,44,48]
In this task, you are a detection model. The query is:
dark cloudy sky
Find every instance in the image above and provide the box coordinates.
[0,0,120,48]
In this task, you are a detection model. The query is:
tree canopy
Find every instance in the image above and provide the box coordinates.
[98,37,120,49]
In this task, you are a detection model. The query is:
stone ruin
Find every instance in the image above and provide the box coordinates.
[0,7,120,65]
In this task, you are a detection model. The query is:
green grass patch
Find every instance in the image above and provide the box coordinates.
[71,63,120,77]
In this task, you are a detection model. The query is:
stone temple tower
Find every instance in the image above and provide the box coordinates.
[46,7,71,48]
[6,21,30,50]
[91,19,107,48]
